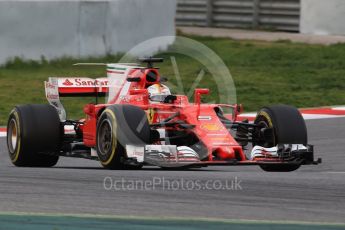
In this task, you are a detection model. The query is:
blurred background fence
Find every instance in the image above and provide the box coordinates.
[176,0,300,32]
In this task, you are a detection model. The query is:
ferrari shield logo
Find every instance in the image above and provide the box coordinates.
[147,108,155,124]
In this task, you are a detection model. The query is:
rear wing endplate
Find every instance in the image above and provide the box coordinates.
[44,77,109,121]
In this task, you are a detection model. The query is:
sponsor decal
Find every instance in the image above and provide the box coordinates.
[201,123,223,131]
[45,81,57,89]
[107,66,127,74]
[126,145,145,163]
[210,137,230,141]
[107,70,125,74]
[45,78,67,120]
[62,79,73,86]
[198,115,212,121]
[59,78,109,87]
[45,82,59,100]
[257,111,273,127]
[147,108,155,124]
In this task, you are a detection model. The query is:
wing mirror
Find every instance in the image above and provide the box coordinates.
[194,88,209,117]
[232,104,243,121]
[194,88,209,104]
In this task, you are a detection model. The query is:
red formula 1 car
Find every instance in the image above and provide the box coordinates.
[6,58,321,171]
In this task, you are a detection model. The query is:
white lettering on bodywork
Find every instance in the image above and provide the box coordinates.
[57,78,109,87]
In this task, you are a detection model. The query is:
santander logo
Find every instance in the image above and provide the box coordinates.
[59,78,109,87]
[62,79,74,86]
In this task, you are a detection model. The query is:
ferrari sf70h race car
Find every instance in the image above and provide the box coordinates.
[6,58,321,171]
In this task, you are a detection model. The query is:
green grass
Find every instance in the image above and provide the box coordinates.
[1,35,345,125]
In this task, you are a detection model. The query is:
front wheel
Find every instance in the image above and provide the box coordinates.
[96,105,150,170]
[253,105,307,172]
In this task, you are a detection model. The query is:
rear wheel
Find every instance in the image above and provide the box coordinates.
[253,105,307,172]
[7,104,61,167]
[96,105,150,170]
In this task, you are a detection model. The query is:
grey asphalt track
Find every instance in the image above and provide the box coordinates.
[0,117,344,224]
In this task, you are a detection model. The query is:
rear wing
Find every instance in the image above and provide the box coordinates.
[46,77,109,97]
[44,63,140,121]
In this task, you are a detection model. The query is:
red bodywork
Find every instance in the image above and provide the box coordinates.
[53,64,314,166]
[61,67,247,163]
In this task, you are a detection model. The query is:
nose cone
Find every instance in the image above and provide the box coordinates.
[214,147,235,160]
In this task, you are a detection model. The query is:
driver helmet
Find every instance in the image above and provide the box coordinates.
[147,83,171,102]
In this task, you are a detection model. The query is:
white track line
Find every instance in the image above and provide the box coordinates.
[332,106,345,110]
[239,112,345,120]
[302,114,345,120]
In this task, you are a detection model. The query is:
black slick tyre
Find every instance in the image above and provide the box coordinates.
[96,105,150,170]
[7,104,61,167]
[254,105,307,172]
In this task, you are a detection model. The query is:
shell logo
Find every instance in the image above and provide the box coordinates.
[200,123,222,131]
